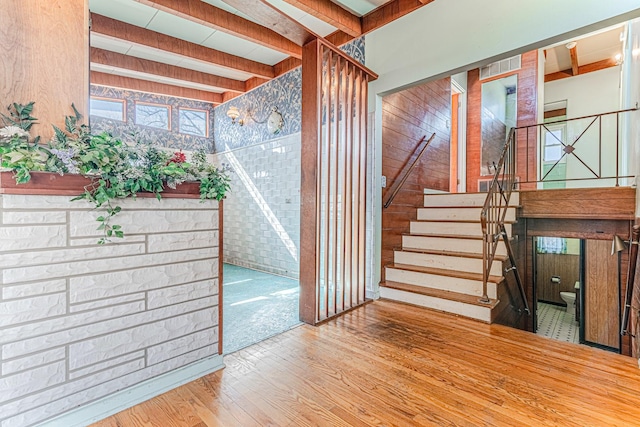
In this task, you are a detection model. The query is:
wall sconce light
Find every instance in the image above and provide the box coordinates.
[226,106,244,126]
[615,53,623,66]
[612,234,628,255]
[225,105,284,134]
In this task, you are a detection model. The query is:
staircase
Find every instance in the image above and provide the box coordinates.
[380,191,519,323]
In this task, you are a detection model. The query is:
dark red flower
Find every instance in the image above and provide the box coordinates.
[168,151,187,164]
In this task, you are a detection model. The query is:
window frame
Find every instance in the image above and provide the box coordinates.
[543,122,567,164]
[178,107,209,137]
[134,101,172,131]
[89,97,126,122]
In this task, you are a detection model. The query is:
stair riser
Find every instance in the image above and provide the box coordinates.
[423,192,520,207]
[394,250,503,276]
[402,235,507,256]
[417,207,516,222]
[410,222,512,237]
[380,287,492,323]
[385,267,498,299]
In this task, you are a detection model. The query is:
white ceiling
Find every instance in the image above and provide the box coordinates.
[89,0,398,98]
[88,0,397,99]
[543,24,625,75]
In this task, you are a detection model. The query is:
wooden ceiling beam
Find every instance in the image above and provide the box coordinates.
[280,0,361,37]
[325,0,432,49]
[569,45,579,76]
[90,13,275,79]
[132,0,302,59]
[219,0,317,46]
[362,0,429,33]
[90,47,246,93]
[90,71,223,103]
[544,58,618,83]
[274,57,302,77]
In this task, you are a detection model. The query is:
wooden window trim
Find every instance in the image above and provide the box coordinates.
[544,108,567,120]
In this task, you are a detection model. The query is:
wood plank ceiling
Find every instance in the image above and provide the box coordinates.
[89,0,433,103]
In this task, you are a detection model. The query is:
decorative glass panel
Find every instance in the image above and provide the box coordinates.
[135,103,170,130]
[179,109,208,137]
[90,98,125,121]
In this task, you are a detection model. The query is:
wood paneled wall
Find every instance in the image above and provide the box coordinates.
[466,51,538,191]
[535,253,580,305]
[520,187,636,220]
[585,239,620,349]
[381,78,451,280]
[0,0,89,139]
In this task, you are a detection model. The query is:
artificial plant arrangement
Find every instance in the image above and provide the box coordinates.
[0,102,231,244]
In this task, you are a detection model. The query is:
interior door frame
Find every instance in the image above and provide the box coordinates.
[451,78,466,193]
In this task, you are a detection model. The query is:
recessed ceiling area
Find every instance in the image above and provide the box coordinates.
[543,24,625,82]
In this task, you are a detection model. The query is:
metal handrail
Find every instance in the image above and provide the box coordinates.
[621,225,640,336]
[480,128,530,314]
[383,133,435,209]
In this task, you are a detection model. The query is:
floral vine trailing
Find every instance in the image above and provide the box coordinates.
[0,102,231,244]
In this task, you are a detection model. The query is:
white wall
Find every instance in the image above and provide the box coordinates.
[365,0,640,289]
[545,66,621,116]
[623,19,640,213]
[544,66,622,186]
[366,0,640,98]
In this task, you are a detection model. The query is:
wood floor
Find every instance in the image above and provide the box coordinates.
[91,300,640,426]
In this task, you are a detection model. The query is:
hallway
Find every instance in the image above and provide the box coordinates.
[223,264,300,354]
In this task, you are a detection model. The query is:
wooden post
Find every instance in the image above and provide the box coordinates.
[299,39,321,324]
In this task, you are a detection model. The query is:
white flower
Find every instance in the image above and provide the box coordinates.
[0,126,30,139]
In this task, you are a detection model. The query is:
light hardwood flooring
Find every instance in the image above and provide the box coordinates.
[91,300,640,426]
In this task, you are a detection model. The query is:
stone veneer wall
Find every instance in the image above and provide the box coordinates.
[0,194,221,427]
[216,133,300,278]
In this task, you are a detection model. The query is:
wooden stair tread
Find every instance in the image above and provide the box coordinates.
[402,232,483,240]
[419,205,519,209]
[397,247,508,262]
[411,219,516,224]
[381,281,499,308]
[387,263,503,283]
[424,191,520,195]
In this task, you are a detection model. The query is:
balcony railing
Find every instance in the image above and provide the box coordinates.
[516,108,638,187]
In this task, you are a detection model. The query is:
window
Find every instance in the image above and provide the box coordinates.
[544,127,565,162]
[537,237,567,254]
[135,103,170,130]
[90,98,125,121]
[179,108,208,137]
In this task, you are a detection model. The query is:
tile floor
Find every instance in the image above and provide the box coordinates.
[536,301,579,344]
[223,263,301,354]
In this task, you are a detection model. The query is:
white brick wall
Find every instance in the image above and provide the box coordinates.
[215,133,301,278]
[0,194,221,427]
